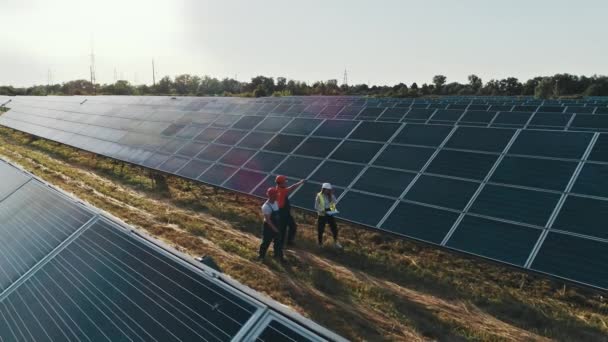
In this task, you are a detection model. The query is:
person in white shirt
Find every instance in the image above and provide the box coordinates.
[314,183,342,248]
[258,187,284,261]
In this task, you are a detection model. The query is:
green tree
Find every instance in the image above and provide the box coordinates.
[157,76,173,94]
[468,74,483,93]
[535,78,554,99]
[432,75,447,94]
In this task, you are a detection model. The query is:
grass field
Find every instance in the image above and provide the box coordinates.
[0,126,606,341]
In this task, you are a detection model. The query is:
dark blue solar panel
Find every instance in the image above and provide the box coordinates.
[447,216,541,266]
[0,181,94,291]
[0,220,259,341]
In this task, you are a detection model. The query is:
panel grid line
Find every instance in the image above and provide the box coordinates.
[523,132,600,268]
[439,129,522,246]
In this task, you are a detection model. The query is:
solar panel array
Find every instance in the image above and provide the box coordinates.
[0,157,344,341]
[1,96,608,291]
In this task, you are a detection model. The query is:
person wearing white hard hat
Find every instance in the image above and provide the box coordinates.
[314,183,342,248]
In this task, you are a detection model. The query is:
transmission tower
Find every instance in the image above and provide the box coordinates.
[152,59,156,86]
[342,69,348,86]
[89,37,96,95]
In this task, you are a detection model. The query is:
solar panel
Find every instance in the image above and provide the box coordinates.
[2,96,608,291]
[0,158,344,342]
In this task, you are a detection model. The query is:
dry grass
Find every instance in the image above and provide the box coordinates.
[0,127,607,341]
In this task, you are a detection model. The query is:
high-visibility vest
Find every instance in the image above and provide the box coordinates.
[317,192,336,215]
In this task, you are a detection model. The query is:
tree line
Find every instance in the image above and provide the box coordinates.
[1,73,607,99]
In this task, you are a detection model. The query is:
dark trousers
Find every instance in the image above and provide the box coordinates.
[279,207,297,245]
[317,215,338,244]
[259,222,282,259]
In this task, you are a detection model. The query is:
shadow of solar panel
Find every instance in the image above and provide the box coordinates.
[405,175,478,210]
[469,184,560,226]
[0,181,94,291]
[426,150,498,180]
[263,134,304,153]
[553,195,608,240]
[216,130,247,145]
[0,220,260,341]
[275,156,322,179]
[329,140,383,164]
[352,167,415,197]
[196,144,230,161]
[312,120,358,138]
[381,201,459,243]
[176,159,212,179]
[0,161,30,200]
[491,156,577,191]
[224,169,266,193]
[446,216,542,266]
[393,124,452,147]
[349,122,400,142]
[336,191,394,226]
[531,232,608,289]
[198,164,237,185]
[445,127,514,153]
[509,130,592,159]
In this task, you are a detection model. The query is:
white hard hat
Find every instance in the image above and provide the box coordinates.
[322,183,332,190]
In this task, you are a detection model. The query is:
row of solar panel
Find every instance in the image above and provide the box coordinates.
[0,159,342,341]
[9,95,608,108]
[10,100,608,135]
[2,99,607,291]
[10,97,608,119]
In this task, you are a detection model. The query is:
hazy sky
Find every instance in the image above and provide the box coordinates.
[1,0,606,87]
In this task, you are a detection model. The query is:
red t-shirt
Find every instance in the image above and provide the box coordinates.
[275,186,291,208]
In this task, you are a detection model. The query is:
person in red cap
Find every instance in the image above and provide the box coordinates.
[258,187,283,261]
[275,175,304,248]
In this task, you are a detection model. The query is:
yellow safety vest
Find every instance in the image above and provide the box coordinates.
[317,192,336,216]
